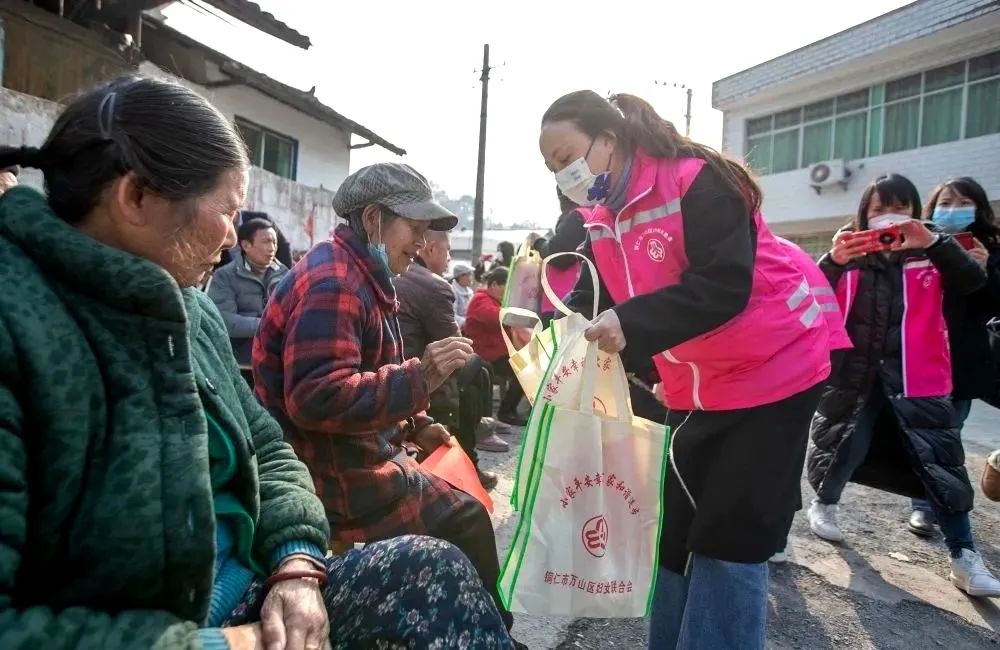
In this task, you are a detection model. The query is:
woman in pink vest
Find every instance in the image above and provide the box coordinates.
[806,173,1000,598]
[540,90,832,649]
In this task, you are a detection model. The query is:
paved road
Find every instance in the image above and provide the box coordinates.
[482,402,1000,649]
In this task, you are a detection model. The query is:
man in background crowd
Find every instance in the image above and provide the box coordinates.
[208,217,288,372]
[452,263,475,329]
[395,231,507,490]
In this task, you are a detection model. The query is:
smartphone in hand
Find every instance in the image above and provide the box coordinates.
[842,226,905,254]
[954,232,976,250]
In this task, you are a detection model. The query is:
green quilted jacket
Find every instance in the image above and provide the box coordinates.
[0,187,330,649]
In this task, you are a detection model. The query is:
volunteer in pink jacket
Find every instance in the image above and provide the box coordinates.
[806,173,1000,598]
[539,90,832,649]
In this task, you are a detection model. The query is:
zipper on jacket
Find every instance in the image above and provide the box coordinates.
[606,183,706,412]
[613,187,654,297]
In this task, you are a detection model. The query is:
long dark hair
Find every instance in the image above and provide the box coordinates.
[924,177,999,246]
[855,173,921,230]
[0,75,248,224]
[542,90,762,214]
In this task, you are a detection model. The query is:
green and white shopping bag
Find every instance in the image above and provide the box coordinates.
[498,339,670,617]
[501,253,603,511]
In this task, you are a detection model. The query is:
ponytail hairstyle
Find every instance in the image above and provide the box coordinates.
[924,177,999,247]
[0,75,248,224]
[542,90,762,214]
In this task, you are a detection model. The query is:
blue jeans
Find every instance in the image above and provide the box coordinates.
[649,556,768,650]
[911,398,974,557]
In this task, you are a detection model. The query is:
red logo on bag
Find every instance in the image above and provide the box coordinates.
[582,515,609,558]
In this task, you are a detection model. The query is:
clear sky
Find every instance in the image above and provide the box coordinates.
[162,0,912,226]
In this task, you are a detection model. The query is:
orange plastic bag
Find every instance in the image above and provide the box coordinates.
[421,442,494,513]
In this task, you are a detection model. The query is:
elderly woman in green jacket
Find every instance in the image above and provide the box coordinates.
[0,76,512,650]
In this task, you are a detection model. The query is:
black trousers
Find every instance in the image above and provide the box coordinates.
[427,490,514,630]
[661,383,823,573]
[429,355,493,467]
[489,360,525,416]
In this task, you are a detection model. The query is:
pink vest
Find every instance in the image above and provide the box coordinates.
[777,238,853,351]
[834,261,952,397]
[540,260,582,314]
[579,152,831,411]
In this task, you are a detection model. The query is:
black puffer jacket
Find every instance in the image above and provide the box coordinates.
[807,234,985,513]
[947,247,1000,400]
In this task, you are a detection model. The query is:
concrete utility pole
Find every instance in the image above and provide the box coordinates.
[472,44,490,264]
[654,81,692,137]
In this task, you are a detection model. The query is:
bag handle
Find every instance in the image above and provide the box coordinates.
[498,307,542,355]
[577,341,633,423]
[540,252,599,318]
[517,237,542,261]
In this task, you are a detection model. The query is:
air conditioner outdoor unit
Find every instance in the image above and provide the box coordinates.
[809,160,851,194]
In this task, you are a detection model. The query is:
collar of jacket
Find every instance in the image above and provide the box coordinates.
[588,149,658,223]
[239,254,285,284]
[0,186,187,322]
[241,253,283,275]
[333,224,397,309]
[478,288,500,305]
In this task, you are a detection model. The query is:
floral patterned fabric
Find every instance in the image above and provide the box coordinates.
[224,535,513,649]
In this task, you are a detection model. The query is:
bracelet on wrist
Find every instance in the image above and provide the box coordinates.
[265,569,327,591]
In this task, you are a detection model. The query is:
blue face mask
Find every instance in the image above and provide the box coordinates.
[368,213,393,276]
[932,206,976,234]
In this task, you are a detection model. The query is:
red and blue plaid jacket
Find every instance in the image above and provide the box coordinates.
[253,225,461,543]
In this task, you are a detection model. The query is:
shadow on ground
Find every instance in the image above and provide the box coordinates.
[555,563,998,649]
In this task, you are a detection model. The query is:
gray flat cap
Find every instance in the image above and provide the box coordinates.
[332,162,458,231]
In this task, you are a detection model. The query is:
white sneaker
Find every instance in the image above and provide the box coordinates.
[950,549,1000,597]
[808,500,844,542]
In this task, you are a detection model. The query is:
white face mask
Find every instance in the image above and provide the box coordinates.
[555,157,602,207]
[869,212,911,230]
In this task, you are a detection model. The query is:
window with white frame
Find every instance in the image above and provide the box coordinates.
[744,49,1000,175]
[234,117,298,180]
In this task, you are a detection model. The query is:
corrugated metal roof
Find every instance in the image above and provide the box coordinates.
[194,0,310,49]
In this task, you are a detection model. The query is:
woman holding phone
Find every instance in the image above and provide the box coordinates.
[806,173,1000,598]
[906,177,1000,536]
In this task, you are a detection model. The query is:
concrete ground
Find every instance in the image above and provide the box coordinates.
[480,402,1000,649]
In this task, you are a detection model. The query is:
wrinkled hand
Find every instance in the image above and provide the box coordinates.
[260,559,330,650]
[585,310,626,354]
[0,172,17,196]
[890,219,937,251]
[420,337,474,393]
[222,624,263,650]
[969,239,989,268]
[830,231,869,265]
[412,422,455,455]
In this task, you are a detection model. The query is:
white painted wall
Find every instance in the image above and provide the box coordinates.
[715,16,1000,224]
[0,84,336,252]
[137,61,352,191]
[714,0,1000,110]
[201,83,351,190]
[754,135,1000,223]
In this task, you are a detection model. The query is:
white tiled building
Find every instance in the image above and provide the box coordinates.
[712,0,1000,256]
